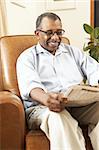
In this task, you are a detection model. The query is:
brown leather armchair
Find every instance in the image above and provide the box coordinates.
[0,35,92,150]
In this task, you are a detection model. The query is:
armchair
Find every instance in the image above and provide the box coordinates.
[0,35,92,150]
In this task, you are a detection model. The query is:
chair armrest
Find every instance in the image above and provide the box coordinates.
[0,91,25,150]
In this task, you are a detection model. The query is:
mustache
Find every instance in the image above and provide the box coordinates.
[46,37,61,45]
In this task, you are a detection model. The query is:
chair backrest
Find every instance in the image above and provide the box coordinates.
[0,35,70,96]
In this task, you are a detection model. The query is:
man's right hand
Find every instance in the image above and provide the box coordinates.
[44,92,67,112]
[30,88,67,112]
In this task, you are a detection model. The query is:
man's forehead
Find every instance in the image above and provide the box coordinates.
[41,17,60,23]
[40,17,62,29]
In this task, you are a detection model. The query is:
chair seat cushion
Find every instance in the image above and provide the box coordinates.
[26,130,50,150]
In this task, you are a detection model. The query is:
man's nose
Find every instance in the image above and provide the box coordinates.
[51,32,59,39]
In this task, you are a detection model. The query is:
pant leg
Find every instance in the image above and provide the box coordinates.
[26,104,48,129]
[89,121,99,150]
[71,102,99,150]
[42,109,86,150]
[26,105,86,150]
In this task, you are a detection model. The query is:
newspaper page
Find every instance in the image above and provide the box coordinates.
[63,85,99,107]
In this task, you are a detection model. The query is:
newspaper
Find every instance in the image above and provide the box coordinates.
[62,85,99,107]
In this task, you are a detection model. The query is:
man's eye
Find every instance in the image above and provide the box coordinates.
[46,31,53,35]
[57,31,62,35]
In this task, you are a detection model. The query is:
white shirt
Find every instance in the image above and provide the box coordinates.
[16,43,99,109]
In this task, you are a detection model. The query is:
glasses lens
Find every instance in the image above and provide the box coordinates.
[56,29,65,36]
[38,29,65,36]
[46,29,65,36]
[46,30,53,36]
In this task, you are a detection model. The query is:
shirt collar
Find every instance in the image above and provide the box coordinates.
[36,43,46,54]
[35,42,68,55]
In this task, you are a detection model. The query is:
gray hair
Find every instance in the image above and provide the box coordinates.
[36,12,61,29]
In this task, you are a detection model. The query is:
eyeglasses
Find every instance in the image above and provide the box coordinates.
[37,29,65,37]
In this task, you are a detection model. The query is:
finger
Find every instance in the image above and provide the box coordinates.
[49,106,61,112]
[57,93,66,102]
[49,93,58,99]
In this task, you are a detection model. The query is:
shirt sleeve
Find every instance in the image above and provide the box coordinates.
[69,45,99,86]
[16,48,47,100]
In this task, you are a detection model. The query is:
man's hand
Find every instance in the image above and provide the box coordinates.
[30,88,67,112]
[44,92,67,112]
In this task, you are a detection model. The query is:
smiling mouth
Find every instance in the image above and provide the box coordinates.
[48,41,59,47]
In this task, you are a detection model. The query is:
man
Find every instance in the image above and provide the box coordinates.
[17,12,99,150]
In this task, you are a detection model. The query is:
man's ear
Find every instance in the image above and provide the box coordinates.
[34,30,40,40]
[35,30,39,36]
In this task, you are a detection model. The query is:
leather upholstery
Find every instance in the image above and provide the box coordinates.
[0,35,92,150]
[0,91,25,150]
[0,35,38,95]
[26,130,50,150]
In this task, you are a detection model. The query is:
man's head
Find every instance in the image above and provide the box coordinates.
[35,12,65,54]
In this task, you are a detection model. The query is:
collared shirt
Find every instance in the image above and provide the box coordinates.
[16,43,99,109]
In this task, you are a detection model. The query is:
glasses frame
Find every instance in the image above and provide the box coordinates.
[36,29,65,37]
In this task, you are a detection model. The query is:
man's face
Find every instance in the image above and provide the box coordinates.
[35,17,63,54]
